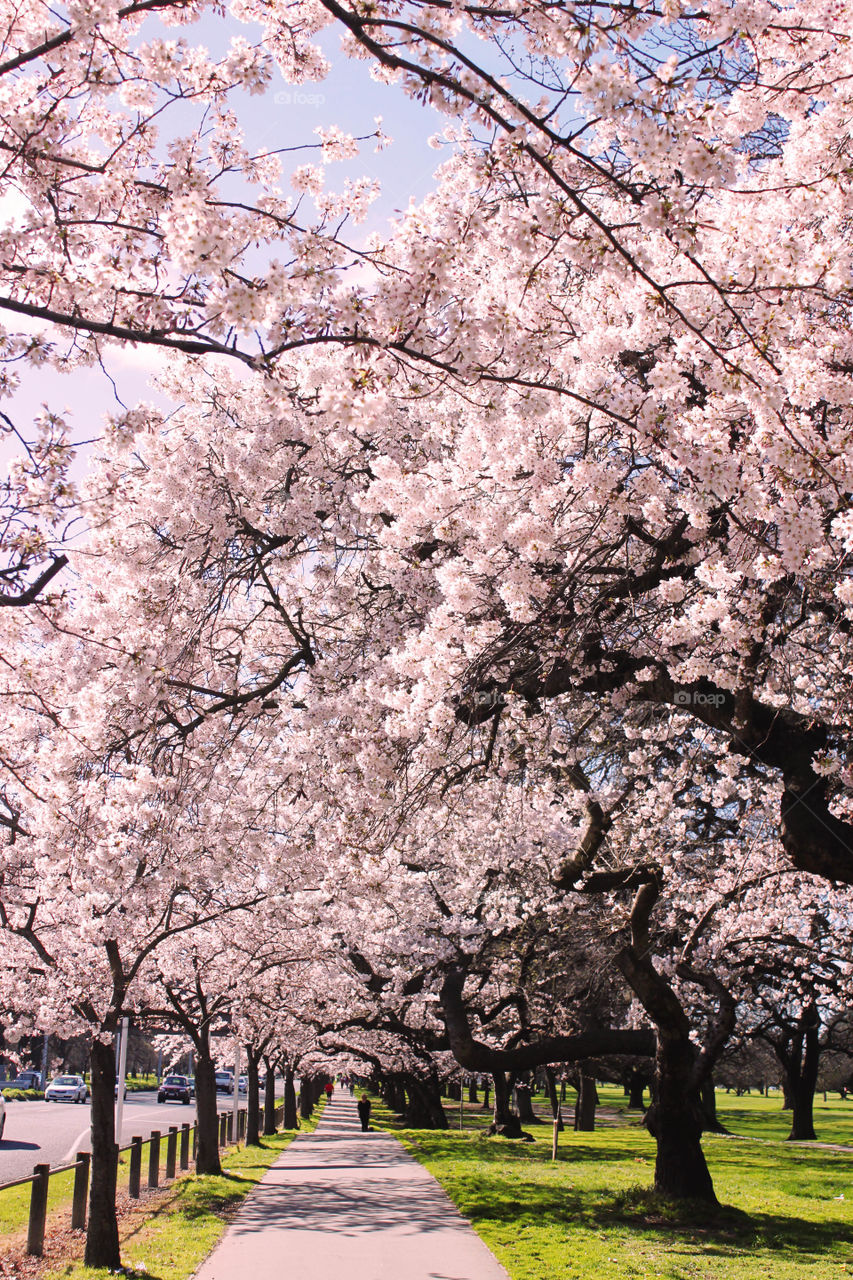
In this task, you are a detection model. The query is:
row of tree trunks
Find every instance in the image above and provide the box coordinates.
[245,1046,264,1147]
[299,1073,326,1119]
[263,1059,277,1135]
[283,1064,299,1129]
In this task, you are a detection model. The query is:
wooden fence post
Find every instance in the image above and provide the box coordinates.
[166,1126,177,1179]
[71,1152,90,1229]
[26,1164,50,1256]
[129,1136,143,1198]
[180,1123,190,1170]
[148,1131,161,1189]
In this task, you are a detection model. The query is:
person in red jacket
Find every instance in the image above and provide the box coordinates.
[325,1080,334,1101]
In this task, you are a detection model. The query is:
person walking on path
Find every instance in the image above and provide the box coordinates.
[324,1080,333,1101]
[357,1093,371,1132]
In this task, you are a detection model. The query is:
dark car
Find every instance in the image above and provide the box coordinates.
[157,1074,191,1104]
[6,1070,42,1090]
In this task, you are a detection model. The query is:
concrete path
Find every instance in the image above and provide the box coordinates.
[194,1093,510,1280]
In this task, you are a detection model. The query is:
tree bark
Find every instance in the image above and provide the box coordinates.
[263,1059,277,1136]
[574,1070,597,1131]
[645,1036,716,1202]
[516,1082,540,1124]
[84,1038,120,1270]
[283,1064,298,1129]
[489,1071,531,1139]
[699,1076,729,1134]
[480,1080,491,1110]
[403,1073,448,1129]
[194,1051,222,1175]
[245,1047,262,1146]
[768,1006,821,1140]
[628,1069,648,1110]
[467,1077,479,1104]
[299,1075,313,1119]
[616,880,726,1203]
[787,1037,820,1140]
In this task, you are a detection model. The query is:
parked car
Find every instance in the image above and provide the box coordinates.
[0,1094,6,1139]
[215,1071,234,1095]
[158,1074,192,1104]
[6,1070,42,1090]
[45,1074,88,1103]
[238,1075,248,1094]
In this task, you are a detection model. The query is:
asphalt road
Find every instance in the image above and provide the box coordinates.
[0,1091,231,1183]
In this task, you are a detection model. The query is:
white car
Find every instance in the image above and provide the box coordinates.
[0,1093,6,1139]
[45,1074,88,1103]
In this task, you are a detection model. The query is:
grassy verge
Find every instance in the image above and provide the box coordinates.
[371,1089,853,1280]
[0,1132,170,1240]
[18,1101,324,1280]
[0,1166,76,1237]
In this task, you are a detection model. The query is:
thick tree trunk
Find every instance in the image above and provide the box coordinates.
[403,1074,448,1129]
[284,1064,298,1129]
[480,1080,491,1110]
[467,1077,478,1104]
[628,1070,648,1110]
[84,1038,120,1270]
[194,1052,222,1175]
[385,1077,407,1114]
[789,1009,821,1141]
[489,1071,531,1139]
[574,1071,597,1131]
[647,1037,716,1203]
[789,1078,817,1140]
[246,1049,262,1146]
[516,1082,540,1124]
[699,1076,729,1134]
[616,881,728,1205]
[299,1075,313,1119]
[263,1060,277,1136]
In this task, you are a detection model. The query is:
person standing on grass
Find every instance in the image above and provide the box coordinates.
[357,1094,371,1132]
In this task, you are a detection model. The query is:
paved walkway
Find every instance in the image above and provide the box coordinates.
[194,1094,510,1280]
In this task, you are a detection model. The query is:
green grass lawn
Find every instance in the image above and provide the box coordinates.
[370,1087,853,1280]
